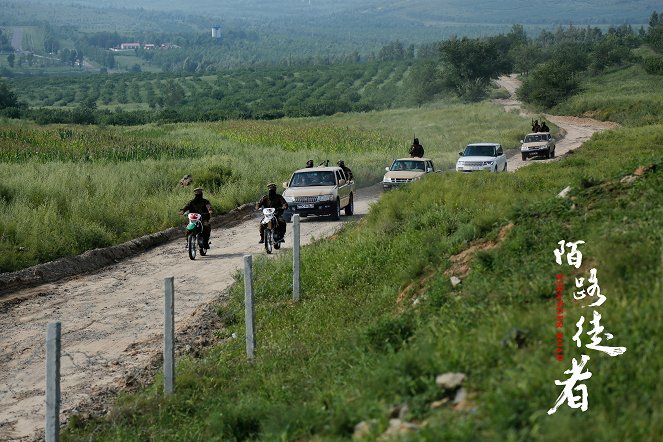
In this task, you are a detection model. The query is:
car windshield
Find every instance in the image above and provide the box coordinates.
[524,135,544,143]
[289,171,336,187]
[390,160,426,171]
[463,145,496,157]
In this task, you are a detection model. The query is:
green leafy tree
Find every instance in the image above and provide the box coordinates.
[439,36,512,101]
[510,42,543,75]
[403,60,444,105]
[0,80,20,109]
[590,34,632,72]
[163,80,186,107]
[647,11,663,52]
[518,61,579,108]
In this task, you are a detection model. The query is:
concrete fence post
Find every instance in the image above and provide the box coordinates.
[164,276,175,394]
[45,321,61,442]
[244,255,256,361]
[293,214,301,302]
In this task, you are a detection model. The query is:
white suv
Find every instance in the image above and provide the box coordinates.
[456,143,507,173]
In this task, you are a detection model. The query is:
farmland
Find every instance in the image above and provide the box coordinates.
[7,60,426,121]
[0,99,526,273]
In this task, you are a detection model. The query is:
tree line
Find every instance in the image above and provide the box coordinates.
[2,12,663,124]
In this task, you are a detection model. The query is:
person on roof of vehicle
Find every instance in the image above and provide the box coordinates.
[179,187,213,248]
[409,137,424,158]
[540,121,550,132]
[256,183,288,244]
[337,160,354,181]
[306,159,314,168]
[532,119,541,132]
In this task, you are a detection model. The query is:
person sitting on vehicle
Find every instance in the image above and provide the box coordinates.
[306,159,314,168]
[532,119,540,132]
[179,187,213,248]
[409,138,424,158]
[540,121,550,132]
[337,160,354,181]
[256,183,288,244]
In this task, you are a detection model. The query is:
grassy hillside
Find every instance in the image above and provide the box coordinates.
[553,64,663,126]
[63,125,663,442]
[61,73,662,439]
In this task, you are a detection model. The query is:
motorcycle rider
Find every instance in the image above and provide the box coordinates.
[256,182,288,244]
[179,187,213,248]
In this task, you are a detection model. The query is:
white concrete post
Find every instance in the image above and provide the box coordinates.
[293,214,301,302]
[45,321,61,442]
[164,277,175,394]
[244,255,256,361]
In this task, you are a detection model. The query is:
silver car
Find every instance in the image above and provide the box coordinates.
[520,132,556,160]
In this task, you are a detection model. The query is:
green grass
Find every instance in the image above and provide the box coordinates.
[553,64,663,126]
[62,119,663,441]
[113,54,161,73]
[0,100,527,272]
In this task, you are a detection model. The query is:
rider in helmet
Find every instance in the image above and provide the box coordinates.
[337,160,354,181]
[179,187,213,248]
[256,183,288,244]
[306,159,314,168]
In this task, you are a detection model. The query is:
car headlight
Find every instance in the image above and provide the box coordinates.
[284,195,295,203]
[457,161,464,166]
[483,161,495,166]
[318,194,333,202]
[383,176,391,183]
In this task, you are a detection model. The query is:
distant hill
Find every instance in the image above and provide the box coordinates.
[2,0,655,71]
[24,0,656,25]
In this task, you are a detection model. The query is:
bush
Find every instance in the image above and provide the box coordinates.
[518,62,580,108]
[642,54,663,75]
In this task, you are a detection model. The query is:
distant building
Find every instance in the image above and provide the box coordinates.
[212,25,221,39]
[120,43,141,50]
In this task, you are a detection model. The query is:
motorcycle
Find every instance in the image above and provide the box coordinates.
[261,208,283,254]
[185,212,208,260]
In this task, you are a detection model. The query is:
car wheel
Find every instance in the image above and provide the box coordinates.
[546,149,551,159]
[331,199,341,221]
[551,148,556,158]
[344,193,354,216]
[521,153,527,161]
[503,162,507,172]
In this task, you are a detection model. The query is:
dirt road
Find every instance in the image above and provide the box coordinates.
[495,74,619,169]
[0,76,618,441]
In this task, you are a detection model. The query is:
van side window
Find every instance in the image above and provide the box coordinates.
[336,170,344,183]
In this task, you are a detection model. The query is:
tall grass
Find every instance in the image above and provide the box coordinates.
[0,101,528,273]
[63,122,663,441]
